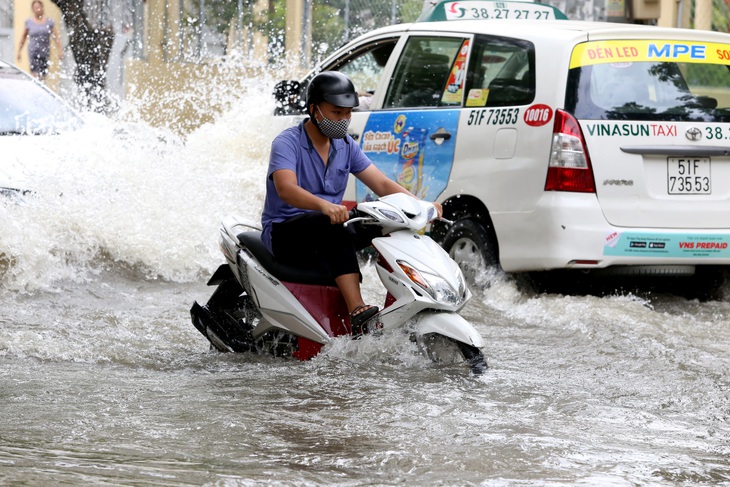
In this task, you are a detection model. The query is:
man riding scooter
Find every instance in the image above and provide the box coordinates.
[261,71,442,334]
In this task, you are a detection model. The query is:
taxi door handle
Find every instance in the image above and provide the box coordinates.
[430,128,452,144]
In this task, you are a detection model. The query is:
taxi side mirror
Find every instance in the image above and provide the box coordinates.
[273,80,305,115]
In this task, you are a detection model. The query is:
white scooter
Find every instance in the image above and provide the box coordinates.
[190,193,487,373]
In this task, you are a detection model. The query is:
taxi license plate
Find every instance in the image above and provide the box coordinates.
[667,157,711,194]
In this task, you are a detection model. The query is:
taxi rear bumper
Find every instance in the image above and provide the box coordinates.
[491,192,730,272]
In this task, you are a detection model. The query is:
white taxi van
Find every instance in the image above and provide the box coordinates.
[273,0,730,284]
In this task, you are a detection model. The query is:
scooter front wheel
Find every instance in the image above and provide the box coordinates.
[454,340,488,375]
[417,333,488,375]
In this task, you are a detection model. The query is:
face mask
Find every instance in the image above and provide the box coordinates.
[314,105,350,139]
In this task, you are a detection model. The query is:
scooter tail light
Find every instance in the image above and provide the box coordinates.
[545,109,596,193]
[220,240,234,263]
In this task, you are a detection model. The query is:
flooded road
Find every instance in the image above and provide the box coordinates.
[1,79,729,485]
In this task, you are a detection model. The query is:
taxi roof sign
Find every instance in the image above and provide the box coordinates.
[418,0,568,22]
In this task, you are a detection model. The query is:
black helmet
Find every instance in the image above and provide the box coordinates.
[306,71,359,110]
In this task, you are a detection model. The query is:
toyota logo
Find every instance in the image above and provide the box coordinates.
[686,127,702,141]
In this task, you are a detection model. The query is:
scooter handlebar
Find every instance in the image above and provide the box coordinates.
[344,204,452,227]
[343,208,367,228]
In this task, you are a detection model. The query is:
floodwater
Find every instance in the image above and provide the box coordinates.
[1,74,729,486]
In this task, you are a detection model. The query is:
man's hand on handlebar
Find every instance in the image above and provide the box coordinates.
[322,201,350,224]
[433,201,443,220]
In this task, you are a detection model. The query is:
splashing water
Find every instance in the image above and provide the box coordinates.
[1,62,730,486]
[0,70,296,292]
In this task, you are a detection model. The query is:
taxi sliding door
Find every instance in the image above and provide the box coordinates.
[444,34,546,216]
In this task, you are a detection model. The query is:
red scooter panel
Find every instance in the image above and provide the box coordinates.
[284,282,350,361]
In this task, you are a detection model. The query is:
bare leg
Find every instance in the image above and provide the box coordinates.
[335,273,365,313]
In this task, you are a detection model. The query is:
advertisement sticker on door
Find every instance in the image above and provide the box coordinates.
[357,110,460,202]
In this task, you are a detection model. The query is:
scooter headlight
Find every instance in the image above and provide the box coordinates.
[422,271,464,305]
[397,261,466,306]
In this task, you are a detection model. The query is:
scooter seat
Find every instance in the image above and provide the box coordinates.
[237,231,337,287]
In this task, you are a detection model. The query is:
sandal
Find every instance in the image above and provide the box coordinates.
[350,304,379,337]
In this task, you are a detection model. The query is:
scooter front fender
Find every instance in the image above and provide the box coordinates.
[415,312,484,348]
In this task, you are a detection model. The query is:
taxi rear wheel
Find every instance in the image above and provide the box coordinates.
[441,218,498,285]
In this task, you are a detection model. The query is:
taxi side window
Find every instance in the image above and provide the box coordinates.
[276,39,398,115]
[330,40,398,110]
[465,35,535,108]
[383,36,465,109]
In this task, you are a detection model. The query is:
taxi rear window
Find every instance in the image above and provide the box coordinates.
[565,40,730,122]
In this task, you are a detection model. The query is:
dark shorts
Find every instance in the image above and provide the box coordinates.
[271,211,380,279]
[29,51,49,76]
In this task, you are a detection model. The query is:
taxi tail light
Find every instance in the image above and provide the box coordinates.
[545,109,596,193]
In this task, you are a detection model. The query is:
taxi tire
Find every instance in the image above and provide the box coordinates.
[441,218,498,285]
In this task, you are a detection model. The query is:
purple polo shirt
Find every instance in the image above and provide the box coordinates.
[261,120,372,252]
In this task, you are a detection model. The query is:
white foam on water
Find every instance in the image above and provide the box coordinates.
[0,70,298,292]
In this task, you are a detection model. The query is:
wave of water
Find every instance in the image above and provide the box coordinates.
[0,73,296,293]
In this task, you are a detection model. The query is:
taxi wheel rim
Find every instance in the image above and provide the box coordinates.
[449,236,485,274]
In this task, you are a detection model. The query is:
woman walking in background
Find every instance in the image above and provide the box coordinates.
[17,0,63,82]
